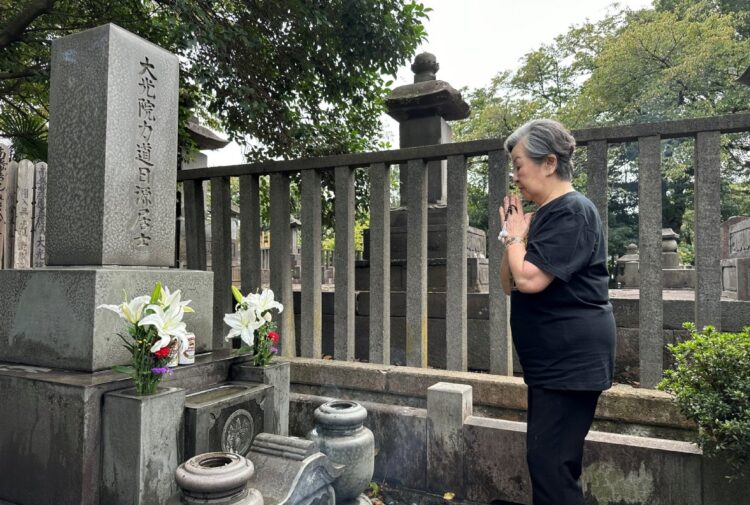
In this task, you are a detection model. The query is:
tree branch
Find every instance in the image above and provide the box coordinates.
[0,0,57,51]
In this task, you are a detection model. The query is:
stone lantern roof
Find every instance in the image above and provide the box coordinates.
[385,52,470,122]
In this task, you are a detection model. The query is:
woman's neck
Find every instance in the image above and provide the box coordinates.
[537,181,574,207]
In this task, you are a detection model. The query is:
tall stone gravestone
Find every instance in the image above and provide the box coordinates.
[12,160,34,268]
[46,24,177,266]
[0,143,17,269]
[0,24,214,371]
[0,143,11,267]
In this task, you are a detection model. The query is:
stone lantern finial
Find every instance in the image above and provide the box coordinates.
[411,52,439,83]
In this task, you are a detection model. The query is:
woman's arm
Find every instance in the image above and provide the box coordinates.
[499,195,555,294]
[500,248,512,295]
[505,241,554,294]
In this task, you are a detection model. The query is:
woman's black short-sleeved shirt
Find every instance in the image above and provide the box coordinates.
[510,191,615,391]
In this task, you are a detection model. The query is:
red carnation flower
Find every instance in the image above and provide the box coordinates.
[268,331,280,344]
[153,346,171,359]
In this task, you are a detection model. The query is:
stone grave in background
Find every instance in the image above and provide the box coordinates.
[615,228,696,289]
[721,217,750,300]
[0,24,287,505]
[0,150,48,270]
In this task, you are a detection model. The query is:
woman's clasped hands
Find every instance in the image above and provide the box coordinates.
[498,195,532,247]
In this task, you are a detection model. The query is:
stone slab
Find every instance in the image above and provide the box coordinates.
[0,268,213,371]
[47,24,179,266]
[728,218,750,259]
[721,257,750,300]
[101,387,185,505]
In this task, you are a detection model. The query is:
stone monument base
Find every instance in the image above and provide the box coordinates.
[355,257,489,293]
[0,351,273,505]
[0,268,213,372]
[363,205,487,262]
[721,258,750,300]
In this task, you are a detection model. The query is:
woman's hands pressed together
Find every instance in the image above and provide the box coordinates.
[499,194,532,246]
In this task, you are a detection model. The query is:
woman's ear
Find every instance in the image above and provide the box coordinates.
[545,154,558,176]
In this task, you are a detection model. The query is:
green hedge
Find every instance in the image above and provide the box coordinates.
[658,323,750,479]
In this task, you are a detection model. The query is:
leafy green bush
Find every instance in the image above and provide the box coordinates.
[658,323,750,478]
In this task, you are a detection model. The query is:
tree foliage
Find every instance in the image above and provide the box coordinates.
[0,0,428,161]
[455,1,750,264]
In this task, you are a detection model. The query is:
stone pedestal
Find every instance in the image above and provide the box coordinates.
[427,383,472,496]
[0,268,213,371]
[101,387,186,505]
[232,360,291,436]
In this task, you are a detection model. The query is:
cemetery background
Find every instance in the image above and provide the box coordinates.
[1,1,750,504]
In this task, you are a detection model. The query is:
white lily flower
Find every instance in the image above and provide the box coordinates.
[224,308,264,347]
[158,286,194,313]
[243,288,283,318]
[98,295,151,325]
[139,304,188,352]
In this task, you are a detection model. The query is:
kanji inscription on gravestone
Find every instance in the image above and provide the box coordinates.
[12,160,34,269]
[0,146,17,269]
[32,162,48,267]
[729,219,750,259]
[0,143,9,268]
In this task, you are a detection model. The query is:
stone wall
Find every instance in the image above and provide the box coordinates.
[285,359,749,504]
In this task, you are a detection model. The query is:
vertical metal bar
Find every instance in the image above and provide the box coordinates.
[270,172,296,356]
[488,150,511,375]
[638,136,664,388]
[183,179,207,270]
[694,131,722,330]
[301,169,322,358]
[406,158,428,368]
[446,155,468,371]
[211,176,233,350]
[240,174,261,293]
[586,140,609,260]
[369,162,391,364]
[334,165,356,361]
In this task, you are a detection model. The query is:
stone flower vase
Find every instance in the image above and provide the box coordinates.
[101,387,185,505]
[307,400,374,505]
[167,452,263,505]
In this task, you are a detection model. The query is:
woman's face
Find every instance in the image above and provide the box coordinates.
[510,141,556,205]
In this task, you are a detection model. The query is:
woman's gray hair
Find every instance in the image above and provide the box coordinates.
[504,119,576,181]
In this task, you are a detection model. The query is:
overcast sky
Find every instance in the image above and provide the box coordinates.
[207,0,654,166]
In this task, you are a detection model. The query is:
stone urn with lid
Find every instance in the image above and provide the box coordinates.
[307,400,374,504]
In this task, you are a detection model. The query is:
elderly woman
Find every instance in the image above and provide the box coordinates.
[499,119,616,505]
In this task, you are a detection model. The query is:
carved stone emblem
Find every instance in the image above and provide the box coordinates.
[221,409,255,455]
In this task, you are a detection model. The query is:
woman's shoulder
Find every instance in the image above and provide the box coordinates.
[538,191,599,228]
